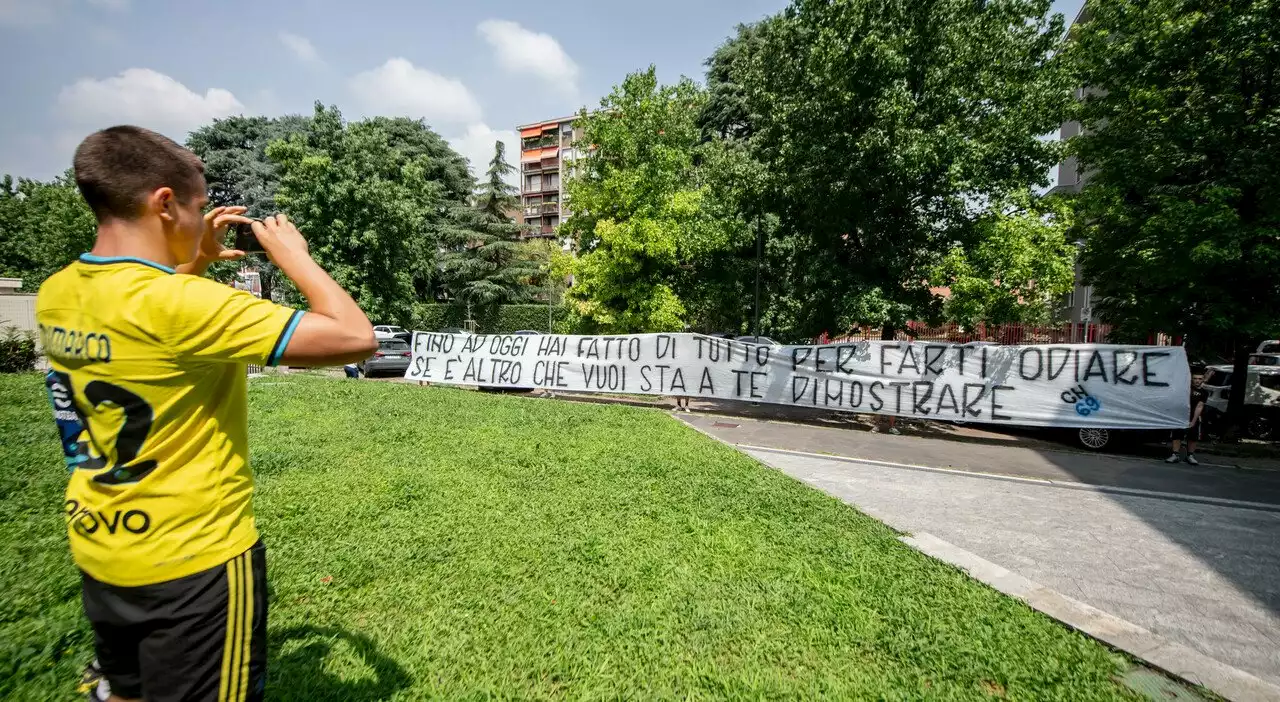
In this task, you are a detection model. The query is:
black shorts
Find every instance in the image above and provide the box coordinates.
[81,542,267,702]
[1171,421,1203,442]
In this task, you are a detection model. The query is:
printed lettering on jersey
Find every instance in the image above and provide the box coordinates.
[65,499,151,536]
[38,324,112,363]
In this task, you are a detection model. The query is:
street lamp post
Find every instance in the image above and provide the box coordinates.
[752,213,763,339]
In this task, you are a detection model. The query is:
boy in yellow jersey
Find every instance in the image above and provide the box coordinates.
[38,126,377,702]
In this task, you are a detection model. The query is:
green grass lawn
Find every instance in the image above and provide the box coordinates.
[1,373,1143,700]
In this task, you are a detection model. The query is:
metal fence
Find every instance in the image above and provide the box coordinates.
[835,322,1125,345]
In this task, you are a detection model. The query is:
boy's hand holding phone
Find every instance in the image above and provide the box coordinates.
[177,206,252,276]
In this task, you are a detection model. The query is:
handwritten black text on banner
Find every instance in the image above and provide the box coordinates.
[407,333,1190,429]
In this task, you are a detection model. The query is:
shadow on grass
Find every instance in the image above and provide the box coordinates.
[268,626,410,702]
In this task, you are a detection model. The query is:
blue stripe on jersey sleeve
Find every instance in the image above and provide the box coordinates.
[267,311,304,367]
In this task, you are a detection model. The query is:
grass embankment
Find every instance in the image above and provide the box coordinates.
[0,373,1140,700]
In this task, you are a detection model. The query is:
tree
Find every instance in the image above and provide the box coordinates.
[0,172,96,291]
[268,104,466,324]
[562,68,723,333]
[699,21,774,143]
[1071,0,1280,425]
[476,141,519,218]
[440,141,538,309]
[931,194,1077,328]
[725,0,1075,339]
[188,114,311,295]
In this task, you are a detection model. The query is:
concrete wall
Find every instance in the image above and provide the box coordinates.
[0,294,37,332]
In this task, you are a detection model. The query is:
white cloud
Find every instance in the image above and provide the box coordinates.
[348,58,481,125]
[86,0,129,11]
[477,20,579,95]
[449,123,519,184]
[56,68,244,137]
[279,31,322,65]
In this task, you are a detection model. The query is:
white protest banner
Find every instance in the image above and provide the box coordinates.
[406,334,1191,429]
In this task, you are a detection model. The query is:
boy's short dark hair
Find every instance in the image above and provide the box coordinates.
[73,126,206,221]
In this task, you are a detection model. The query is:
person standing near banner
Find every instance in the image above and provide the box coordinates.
[1166,371,1208,465]
[871,414,901,435]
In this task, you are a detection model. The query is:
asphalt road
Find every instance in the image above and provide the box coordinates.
[680,413,1280,506]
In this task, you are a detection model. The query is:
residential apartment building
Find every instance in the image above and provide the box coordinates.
[1047,4,1098,332]
[517,116,583,238]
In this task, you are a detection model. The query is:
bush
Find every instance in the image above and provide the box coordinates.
[411,304,579,335]
[0,326,37,373]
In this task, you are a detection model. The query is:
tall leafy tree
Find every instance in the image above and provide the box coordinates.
[562,68,724,333]
[726,0,1074,339]
[1071,0,1280,422]
[440,141,538,308]
[931,193,1077,328]
[268,104,465,323]
[0,172,96,291]
[187,114,311,294]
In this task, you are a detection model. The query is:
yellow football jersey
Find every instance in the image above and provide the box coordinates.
[37,254,303,587]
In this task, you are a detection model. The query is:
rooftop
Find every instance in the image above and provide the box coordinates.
[517,115,579,131]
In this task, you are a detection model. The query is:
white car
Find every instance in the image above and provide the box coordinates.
[1248,353,1280,367]
[373,325,408,340]
[1201,363,1280,439]
[1257,340,1280,354]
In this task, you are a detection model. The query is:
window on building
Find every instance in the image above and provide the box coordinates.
[546,173,560,189]
[525,174,541,192]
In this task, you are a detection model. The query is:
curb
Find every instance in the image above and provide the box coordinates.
[735,444,1280,514]
[901,532,1280,702]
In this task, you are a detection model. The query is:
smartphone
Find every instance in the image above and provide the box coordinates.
[233,221,266,253]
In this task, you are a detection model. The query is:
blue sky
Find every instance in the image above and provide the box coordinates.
[0,0,1085,182]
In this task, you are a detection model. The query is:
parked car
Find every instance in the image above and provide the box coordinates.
[373,324,412,345]
[1200,364,1280,440]
[373,324,407,340]
[359,339,412,378]
[1257,340,1280,354]
[1248,353,1280,367]
[1068,426,1170,452]
[735,335,780,346]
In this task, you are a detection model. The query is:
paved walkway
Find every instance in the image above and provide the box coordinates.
[678,415,1280,691]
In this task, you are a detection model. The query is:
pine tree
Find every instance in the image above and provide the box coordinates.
[441,141,539,308]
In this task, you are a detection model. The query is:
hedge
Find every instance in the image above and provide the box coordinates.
[411,304,578,335]
[0,325,38,373]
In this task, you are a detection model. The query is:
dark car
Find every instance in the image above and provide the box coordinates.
[359,339,412,378]
[1068,426,1170,452]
